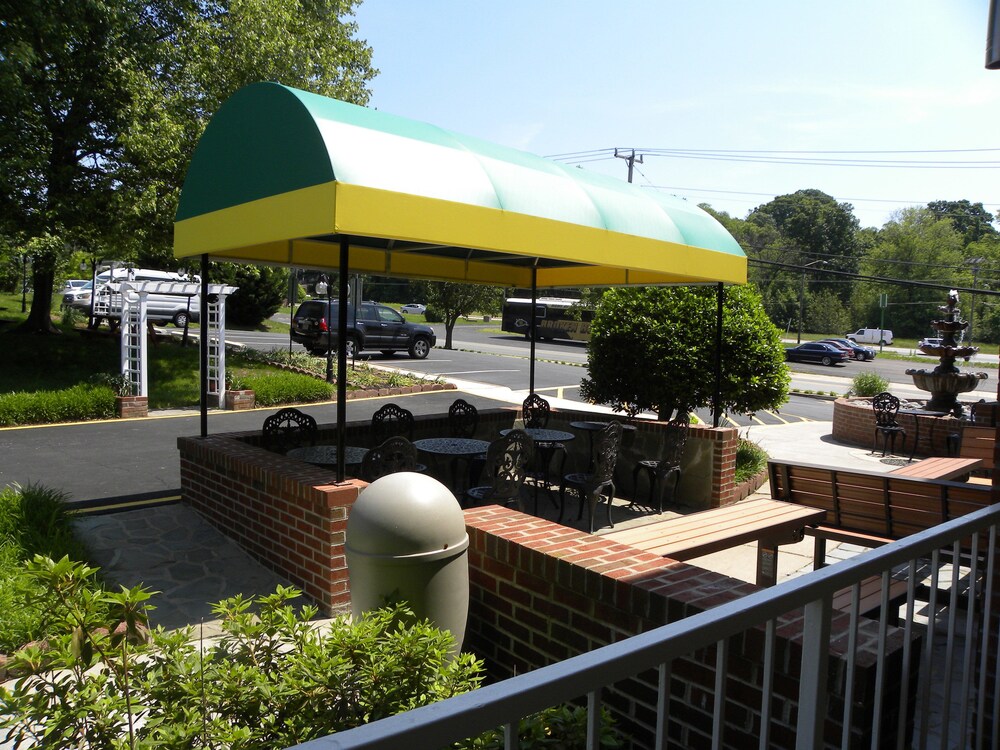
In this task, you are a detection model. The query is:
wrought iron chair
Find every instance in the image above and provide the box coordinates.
[371,402,416,444]
[448,398,486,485]
[448,398,479,438]
[261,407,317,454]
[631,418,689,513]
[370,403,426,472]
[465,429,534,511]
[521,393,568,507]
[559,421,623,533]
[361,436,419,482]
[872,391,906,457]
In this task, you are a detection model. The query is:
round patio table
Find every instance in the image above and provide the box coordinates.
[501,427,575,444]
[897,408,951,462]
[286,444,369,467]
[413,437,491,457]
[413,438,492,493]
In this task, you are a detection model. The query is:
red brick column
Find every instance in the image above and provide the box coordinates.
[177,435,362,614]
[463,505,910,749]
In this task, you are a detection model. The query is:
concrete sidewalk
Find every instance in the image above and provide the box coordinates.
[71,412,888,633]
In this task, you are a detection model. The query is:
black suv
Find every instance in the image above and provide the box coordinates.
[291,301,436,359]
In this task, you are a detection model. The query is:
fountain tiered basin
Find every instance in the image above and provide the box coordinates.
[905,291,987,417]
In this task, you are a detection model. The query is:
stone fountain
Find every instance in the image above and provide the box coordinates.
[905,290,988,416]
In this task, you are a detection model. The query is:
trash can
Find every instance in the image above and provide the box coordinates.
[345,472,470,649]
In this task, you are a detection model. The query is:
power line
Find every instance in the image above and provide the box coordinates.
[749,258,1000,297]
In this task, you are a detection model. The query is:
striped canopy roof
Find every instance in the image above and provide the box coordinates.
[174,82,746,289]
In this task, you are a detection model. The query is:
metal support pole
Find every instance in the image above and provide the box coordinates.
[325,274,334,384]
[289,267,297,355]
[714,283,724,428]
[798,270,805,345]
[529,267,537,395]
[199,254,209,438]
[336,237,350,482]
[795,597,832,749]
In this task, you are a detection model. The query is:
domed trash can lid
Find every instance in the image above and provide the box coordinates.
[346,472,469,562]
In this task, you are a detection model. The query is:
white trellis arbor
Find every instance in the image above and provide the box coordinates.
[116,281,237,399]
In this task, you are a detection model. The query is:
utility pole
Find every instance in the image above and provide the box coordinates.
[614,148,643,183]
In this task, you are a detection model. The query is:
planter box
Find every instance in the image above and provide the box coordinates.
[116,395,148,419]
[224,389,255,411]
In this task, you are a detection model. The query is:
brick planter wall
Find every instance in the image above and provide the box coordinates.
[116,395,148,419]
[463,506,917,749]
[223,389,255,410]
[177,407,742,610]
[177,435,362,613]
[832,397,958,457]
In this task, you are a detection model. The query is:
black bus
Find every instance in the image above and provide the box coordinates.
[500,297,594,342]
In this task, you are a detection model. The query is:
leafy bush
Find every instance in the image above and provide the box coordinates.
[1,574,485,749]
[734,438,768,484]
[59,306,81,327]
[0,383,115,426]
[424,305,444,323]
[461,704,622,749]
[850,371,889,398]
[0,484,99,653]
[210,264,290,326]
[240,370,333,405]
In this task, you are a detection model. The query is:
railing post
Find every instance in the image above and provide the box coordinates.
[796,596,832,750]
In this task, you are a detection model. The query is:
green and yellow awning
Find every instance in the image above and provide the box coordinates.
[174,82,746,288]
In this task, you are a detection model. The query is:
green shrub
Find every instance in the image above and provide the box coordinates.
[240,370,333,405]
[0,575,485,749]
[0,484,99,653]
[59,306,81,327]
[734,438,768,484]
[0,383,116,426]
[850,371,889,398]
[424,305,444,323]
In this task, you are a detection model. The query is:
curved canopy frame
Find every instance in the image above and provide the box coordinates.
[174,82,747,479]
[174,82,745,288]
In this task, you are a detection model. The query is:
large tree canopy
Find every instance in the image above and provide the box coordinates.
[0,0,375,333]
[926,199,998,246]
[580,285,789,421]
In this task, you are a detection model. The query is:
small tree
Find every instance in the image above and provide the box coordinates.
[415,282,504,349]
[580,285,789,421]
[210,264,290,327]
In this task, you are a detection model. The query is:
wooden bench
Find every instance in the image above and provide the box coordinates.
[958,425,995,484]
[833,575,910,622]
[887,456,982,481]
[767,459,993,567]
[602,498,825,587]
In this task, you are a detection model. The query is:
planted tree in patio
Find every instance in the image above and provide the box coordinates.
[581,285,789,421]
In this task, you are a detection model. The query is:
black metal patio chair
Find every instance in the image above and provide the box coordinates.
[465,429,534,512]
[361,436,419,482]
[631,418,689,513]
[261,407,317,454]
[872,391,906,457]
[559,420,623,533]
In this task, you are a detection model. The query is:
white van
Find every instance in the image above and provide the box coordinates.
[93,268,201,327]
[846,328,893,345]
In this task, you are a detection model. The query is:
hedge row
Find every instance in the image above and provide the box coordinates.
[240,371,333,406]
[0,385,116,427]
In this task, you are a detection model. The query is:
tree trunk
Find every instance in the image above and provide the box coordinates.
[16,266,60,334]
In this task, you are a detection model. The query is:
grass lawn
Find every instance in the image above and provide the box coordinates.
[0,292,428,413]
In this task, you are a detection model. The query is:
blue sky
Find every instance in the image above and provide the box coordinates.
[352,1,998,229]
